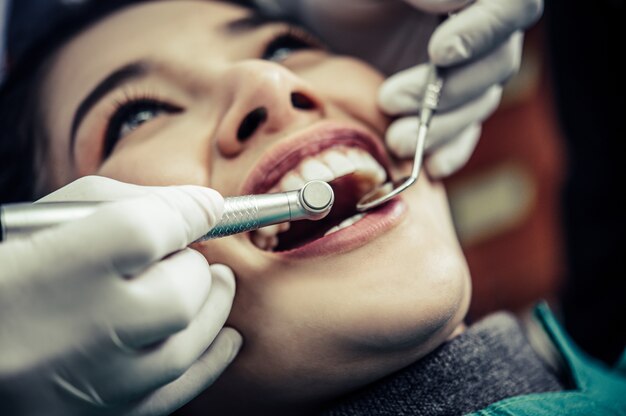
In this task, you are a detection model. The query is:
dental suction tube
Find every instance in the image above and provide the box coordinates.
[0,181,334,242]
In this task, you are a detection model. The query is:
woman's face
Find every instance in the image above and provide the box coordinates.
[40,0,470,407]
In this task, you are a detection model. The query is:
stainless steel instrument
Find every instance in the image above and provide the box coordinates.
[356,64,443,212]
[0,180,334,241]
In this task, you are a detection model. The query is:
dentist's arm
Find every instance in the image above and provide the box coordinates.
[256,0,543,177]
[0,176,242,416]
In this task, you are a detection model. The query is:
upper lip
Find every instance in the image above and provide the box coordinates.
[240,121,392,195]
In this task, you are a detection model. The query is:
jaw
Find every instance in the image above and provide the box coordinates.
[193,177,471,413]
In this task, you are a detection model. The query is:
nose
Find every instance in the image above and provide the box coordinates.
[215,61,324,157]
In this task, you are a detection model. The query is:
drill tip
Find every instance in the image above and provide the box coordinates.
[300,181,334,214]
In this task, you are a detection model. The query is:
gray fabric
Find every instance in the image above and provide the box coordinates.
[320,312,563,416]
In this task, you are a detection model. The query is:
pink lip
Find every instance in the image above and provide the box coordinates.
[240,120,391,195]
[275,198,407,259]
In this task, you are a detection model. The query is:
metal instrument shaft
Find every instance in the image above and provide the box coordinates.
[0,181,334,241]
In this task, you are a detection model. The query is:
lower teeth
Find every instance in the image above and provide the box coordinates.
[252,211,366,251]
[323,213,365,237]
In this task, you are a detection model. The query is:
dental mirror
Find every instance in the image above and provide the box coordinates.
[356,64,443,212]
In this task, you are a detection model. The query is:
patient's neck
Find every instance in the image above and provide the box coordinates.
[181,314,561,416]
[318,312,563,416]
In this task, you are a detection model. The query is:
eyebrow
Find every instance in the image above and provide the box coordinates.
[69,13,280,153]
[70,61,150,151]
[223,13,287,33]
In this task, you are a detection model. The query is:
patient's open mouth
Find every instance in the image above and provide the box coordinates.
[251,145,387,251]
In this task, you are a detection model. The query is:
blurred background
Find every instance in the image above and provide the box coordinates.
[444,0,624,365]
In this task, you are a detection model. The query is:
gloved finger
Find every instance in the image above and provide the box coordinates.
[429,0,543,66]
[125,327,242,416]
[426,123,482,178]
[380,34,520,114]
[110,248,214,348]
[49,185,224,277]
[403,0,473,14]
[386,85,501,157]
[37,175,156,202]
[379,64,431,115]
[99,264,236,403]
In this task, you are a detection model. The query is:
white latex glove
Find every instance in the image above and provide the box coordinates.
[0,176,242,416]
[255,0,543,177]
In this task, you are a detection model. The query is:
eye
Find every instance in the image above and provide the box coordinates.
[262,27,325,62]
[103,98,180,159]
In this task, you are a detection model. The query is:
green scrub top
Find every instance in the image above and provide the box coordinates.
[467,303,626,416]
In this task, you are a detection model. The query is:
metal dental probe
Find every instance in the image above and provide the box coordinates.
[356,64,443,212]
[0,180,334,242]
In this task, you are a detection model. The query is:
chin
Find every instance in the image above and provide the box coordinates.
[194,274,470,416]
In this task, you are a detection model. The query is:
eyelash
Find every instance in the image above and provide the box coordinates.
[262,26,326,62]
[101,26,324,161]
[103,92,180,159]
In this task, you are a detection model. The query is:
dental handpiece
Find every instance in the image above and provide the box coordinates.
[0,180,334,242]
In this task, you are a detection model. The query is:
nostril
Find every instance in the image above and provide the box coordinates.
[291,92,316,110]
[237,107,268,142]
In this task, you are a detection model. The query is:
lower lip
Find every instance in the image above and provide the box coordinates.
[273,198,408,259]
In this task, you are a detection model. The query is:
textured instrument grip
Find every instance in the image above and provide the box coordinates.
[423,73,443,110]
[201,195,260,240]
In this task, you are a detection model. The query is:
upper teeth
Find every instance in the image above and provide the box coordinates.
[269,147,386,193]
[251,146,387,251]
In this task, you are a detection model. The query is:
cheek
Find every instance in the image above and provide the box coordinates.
[301,58,389,134]
[96,137,212,187]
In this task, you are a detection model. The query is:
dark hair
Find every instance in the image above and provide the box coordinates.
[0,58,46,203]
[0,0,259,204]
[0,0,153,203]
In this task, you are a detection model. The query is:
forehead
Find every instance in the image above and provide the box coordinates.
[54,1,251,67]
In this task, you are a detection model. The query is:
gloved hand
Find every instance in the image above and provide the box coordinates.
[0,176,242,416]
[255,0,543,177]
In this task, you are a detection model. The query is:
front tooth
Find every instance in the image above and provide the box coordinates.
[252,233,269,250]
[278,222,290,233]
[345,148,367,168]
[338,213,364,229]
[345,149,386,191]
[267,235,279,251]
[324,225,340,237]
[257,224,280,238]
[280,172,306,192]
[361,153,387,183]
[300,158,335,182]
[251,231,279,251]
[322,151,356,177]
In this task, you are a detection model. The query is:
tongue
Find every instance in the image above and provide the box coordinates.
[274,174,369,251]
